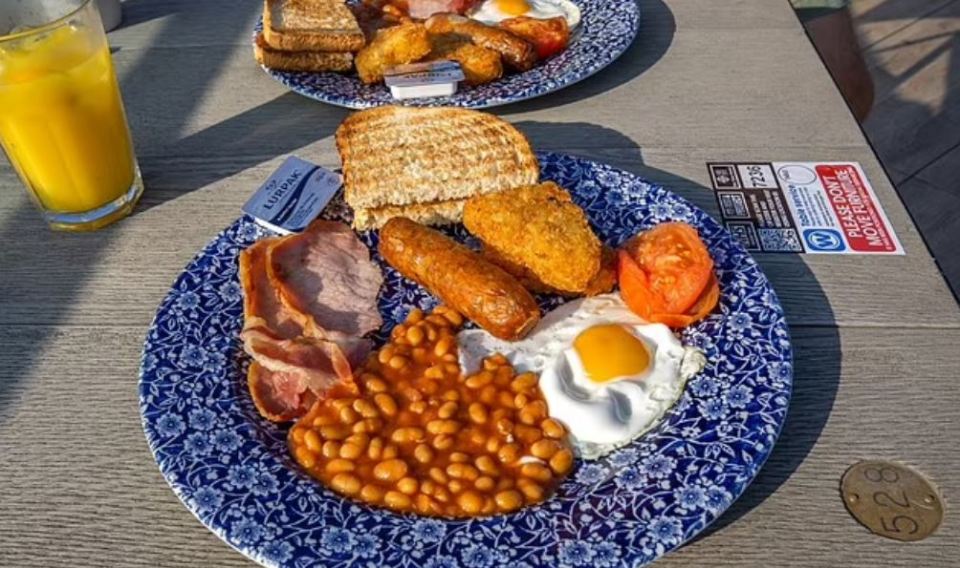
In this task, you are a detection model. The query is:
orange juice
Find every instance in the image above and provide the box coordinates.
[0,22,136,215]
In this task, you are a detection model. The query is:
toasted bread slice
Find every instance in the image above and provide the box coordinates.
[263,0,365,53]
[254,33,353,72]
[464,182,602,295]
[336,106,540,211]
[353,198,467,231]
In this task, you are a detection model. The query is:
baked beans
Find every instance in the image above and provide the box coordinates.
[289,306,573,518]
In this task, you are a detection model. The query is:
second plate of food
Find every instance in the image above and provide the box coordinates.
[254,0,640,109]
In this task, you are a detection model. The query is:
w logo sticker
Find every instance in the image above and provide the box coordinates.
[803,229,846,252]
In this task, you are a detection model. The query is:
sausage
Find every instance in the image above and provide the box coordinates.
[425,14,538,71]
[379,217,540,341]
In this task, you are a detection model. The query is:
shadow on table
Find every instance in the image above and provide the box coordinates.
[117,0,260,45]
[132,92,347,214]
[0,0,264,417]
[502,0,676,114]
[518,119,842,548]
[115,0,182,28]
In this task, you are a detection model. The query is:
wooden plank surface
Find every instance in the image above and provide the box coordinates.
[0,0,957,566]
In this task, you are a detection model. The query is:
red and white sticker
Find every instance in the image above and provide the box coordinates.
[708,161,904,255]
[814,164,901,253]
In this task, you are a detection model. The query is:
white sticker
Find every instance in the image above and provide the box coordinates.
[708,161,904,254]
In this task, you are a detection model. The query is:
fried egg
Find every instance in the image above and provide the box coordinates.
[469,0,581,29]
[458,294,705,459]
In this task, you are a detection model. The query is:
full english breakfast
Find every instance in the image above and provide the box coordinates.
[254,0,576,92]
[236,107,720,518]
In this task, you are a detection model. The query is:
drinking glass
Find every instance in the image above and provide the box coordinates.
[0,0,143,231]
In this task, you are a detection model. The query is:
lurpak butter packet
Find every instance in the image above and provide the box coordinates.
[242,156,341,234]
[385,60,465,100]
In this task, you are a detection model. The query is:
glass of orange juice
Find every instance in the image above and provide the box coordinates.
[0,0,143,231]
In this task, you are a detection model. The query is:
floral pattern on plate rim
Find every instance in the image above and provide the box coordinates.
[254,0,640,109]
[139,152,793,568]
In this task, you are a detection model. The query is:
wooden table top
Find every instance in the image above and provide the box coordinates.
[1,0,958,566]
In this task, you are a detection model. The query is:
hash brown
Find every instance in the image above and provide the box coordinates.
[583,245,618,297]
[463,182,603,296]
[355,22,432,84]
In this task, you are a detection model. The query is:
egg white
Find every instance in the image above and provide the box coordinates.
[539,325,702,459]
[457,294,706,459]
[469,0,582,29]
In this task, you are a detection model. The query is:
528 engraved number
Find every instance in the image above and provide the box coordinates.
[843,462,941,541]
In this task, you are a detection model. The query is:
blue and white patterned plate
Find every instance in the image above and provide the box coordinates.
[140,152,792,567]
[255,0,640,109]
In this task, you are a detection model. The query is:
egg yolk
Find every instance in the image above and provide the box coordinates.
[496,0,531,16]
[573,324,651,383]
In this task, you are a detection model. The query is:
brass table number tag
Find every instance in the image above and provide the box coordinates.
[841,461,944,542]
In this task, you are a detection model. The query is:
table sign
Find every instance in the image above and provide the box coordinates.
[841,460,943,542]
[707,162,903,255]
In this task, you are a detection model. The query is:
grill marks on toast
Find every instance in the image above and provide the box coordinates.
[337,107,539,212]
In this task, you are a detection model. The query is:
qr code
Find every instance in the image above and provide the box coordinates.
[758,228,802,252]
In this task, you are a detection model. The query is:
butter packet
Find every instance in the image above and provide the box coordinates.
[385,60,465,100]
[242,156,341,234]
